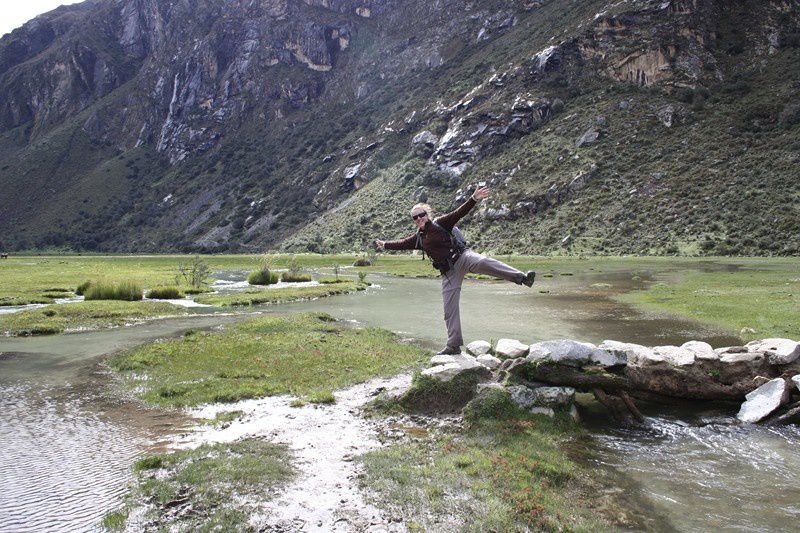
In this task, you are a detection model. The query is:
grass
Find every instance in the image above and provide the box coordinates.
[195,281,367,307]
[247,268,279,285]
[146,286,184,299]
[0,300,189,336]
[109,312,429,407]
[359,410,612,531]
[280,272,313,282]
[110,438,294,532]
[84,280,143,301]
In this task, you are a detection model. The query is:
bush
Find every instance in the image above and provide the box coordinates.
[280,272,312,283]
[146,286,184,299]
[84,281,143,301]
[353,258,371,267]
[248,268,279,285]
[76,280,93,296]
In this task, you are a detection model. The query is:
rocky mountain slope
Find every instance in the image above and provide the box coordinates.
[0,0,798,255]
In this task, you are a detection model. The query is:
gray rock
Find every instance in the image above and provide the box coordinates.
[506,385,538,409]
[600,340,656,366]
[421,363,462,381]
[618,100,630,110]
[476,382,505,395]
[529,340,599,367]
[532,386,576,407]
[657,105,675,127]
[466,340,492,356]
[576,128,600,147]
[745,338,800,365]
[736,378,792,423]
[652,345,695,367]
[495,338,529,359]
[682,340,718,361]
[411,130,438,147]
[590,344,628,367]
[430,354,456,366]
[530,406,555,417]
[477,354,502,370]
[793,375,800,393]
[720,351,765,364]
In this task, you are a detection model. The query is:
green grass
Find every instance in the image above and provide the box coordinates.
[248,268,279,285]
[617,259,800,341]
[0,300,189,336]
[280,272,313,282]
[112,438,294,532]
[84,280,143,301]
[359,413,611,531]
[145,286,184,299]
[195,281,367,307]
[109,312,429,407]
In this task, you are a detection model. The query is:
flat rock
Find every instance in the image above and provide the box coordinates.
[746,338,800,365]
[476,354,502,370]
[682,340,718,361]
[466,340,492,356]
[532,386,576,407]
[530,406,555,417]
[653,345,695,366]
[495,338,529,359]
[421,363,462,382]
[720,351,765,364]
[528,339,598,367]
[430,354,456,366]
[601,340,659,366]
[736,378,792,423]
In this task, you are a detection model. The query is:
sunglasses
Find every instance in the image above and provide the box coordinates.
[411,212,428,220]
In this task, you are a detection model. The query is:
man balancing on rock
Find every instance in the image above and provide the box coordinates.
[375,185,535,356]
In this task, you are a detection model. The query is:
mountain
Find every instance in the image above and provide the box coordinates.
[0,0,798,255]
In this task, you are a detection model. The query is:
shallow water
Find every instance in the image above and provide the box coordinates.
[0,264,795,531]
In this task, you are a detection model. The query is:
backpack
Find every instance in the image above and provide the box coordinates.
[416,221,468,274]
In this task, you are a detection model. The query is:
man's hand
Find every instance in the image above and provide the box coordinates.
[472,185,490,201]
[375,240,385,250]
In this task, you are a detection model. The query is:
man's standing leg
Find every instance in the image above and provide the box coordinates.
[440,255,472,353]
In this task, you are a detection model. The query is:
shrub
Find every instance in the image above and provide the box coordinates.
[146,286,184,299]
[281,272,312,283]
[248,268,279,285]
[84,281,143,301]
[353,258,371,267]
[76,280,93,296]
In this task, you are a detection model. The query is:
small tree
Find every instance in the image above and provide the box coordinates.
[176,256,211,289]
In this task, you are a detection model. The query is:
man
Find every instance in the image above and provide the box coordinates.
[376,185,535,355]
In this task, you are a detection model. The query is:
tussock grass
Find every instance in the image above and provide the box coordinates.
[195,281,366,307]
[280,272,313,282]
[84,280,143,301]
[248,268,279,285]
[145,286,184,299]
[0,300,189,336]
[110,312,428,407]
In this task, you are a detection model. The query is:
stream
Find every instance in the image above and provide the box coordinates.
[1,266,798,531]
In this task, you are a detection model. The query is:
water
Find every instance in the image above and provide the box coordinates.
[0,266,795,531]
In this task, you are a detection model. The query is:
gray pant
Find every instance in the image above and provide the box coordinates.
[441,249,525,348]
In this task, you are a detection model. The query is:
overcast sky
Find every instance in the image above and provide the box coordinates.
[1,1,86,38]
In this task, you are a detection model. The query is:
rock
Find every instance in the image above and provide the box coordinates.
[421,363,463,381]
[530,407,555,417]
[575,128,600,147]
[745,338,800,365]
[495,338,529,359]
[476,382,505,395]
[590,346,628,367]
[477,354,502,370]
[466,340,492,356]
[657,105,675,127]
[529,339,601,367]
[412,130,438,147]
[507,385,574,411]
[618,100,630,110]
[652,345,695,366]
[599,340,653,365]
[793,375,800,393]
[736,378,792,423]
[720,351,765,364]
[681,340,718,361]
[430,354,456,366]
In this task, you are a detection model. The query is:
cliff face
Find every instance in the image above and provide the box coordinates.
[0,0,798,255]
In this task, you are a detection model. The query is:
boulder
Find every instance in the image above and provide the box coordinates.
[746,338,800,365]
[530,407,555,417]
[506,385,575,410]
[477,354,502,370]
[681,340,718,361]
[495,338,529,359]
[652,345,695,367]
[601,340,658,366]
[736,378,792,423]
[793,375,800,393]
[430,354,456,366]
[412,130,438,147]
[466,340,492,356]
[421,363,463,382]
[575,128,600,147]
[720,351,765,364]
[422,354,484,381]
[528,339,599,367]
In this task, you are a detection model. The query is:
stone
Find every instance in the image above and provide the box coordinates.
[576,128,600,147]
[532,386,576,407]
[657,105,675,127]
[495,338,529,359]
[466,340,492,356]
[681,340,718,361]
[530,406,555,417]
[745,338,800,365]
[430,354,456,366]
[421,363,462,381]
[793,375,800,393]
[506,385,538,409]
[476,382,505,395]
[600,340,656,366]
[720,351,765,364]
[590,344,628,367]
[412,130,438,147]
[736,378,792,423]
[529,339,600,367]
[652,345,695,366]
[476,354,502,370]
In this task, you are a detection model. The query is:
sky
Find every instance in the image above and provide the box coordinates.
[1,0,86,38]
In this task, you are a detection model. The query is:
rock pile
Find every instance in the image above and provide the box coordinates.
[409,336,800,425]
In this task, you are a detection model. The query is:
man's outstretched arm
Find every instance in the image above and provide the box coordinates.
[436,186,490,230]
[376,234,418,251]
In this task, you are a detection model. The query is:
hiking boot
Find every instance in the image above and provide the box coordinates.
[436,345,461,355]
[522,271,536,287]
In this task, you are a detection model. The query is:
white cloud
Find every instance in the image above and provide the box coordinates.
[1,1,87,39]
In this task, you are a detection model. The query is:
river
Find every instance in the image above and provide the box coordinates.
[0,266,797,531]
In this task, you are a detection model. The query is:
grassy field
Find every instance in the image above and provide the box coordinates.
[195,281,367,306]
[109,312,429,407]
[0,300,189,336]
